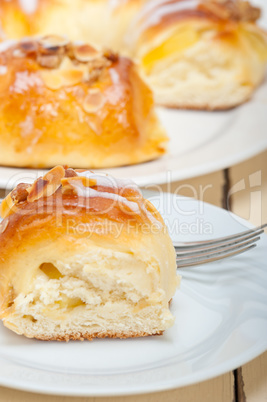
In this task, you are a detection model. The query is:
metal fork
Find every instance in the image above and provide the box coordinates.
[174,224,267,268]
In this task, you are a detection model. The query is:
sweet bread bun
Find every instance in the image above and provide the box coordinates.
[0,166,179,340]
[0,36,167,168]
[128,0,267,110]
[0,0,147,52]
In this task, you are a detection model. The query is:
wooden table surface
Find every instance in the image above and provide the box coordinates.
[0,150,266,402]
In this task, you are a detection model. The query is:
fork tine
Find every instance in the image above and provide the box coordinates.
[176,237,259,263]
[173,223,266,250]
[176,232,261,257]
[177,244,257,268]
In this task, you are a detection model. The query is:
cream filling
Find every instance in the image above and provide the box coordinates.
[5,256,174,336]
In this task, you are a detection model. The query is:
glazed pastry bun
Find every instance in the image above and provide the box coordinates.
[128,0,267,110]
[0,166,179,341]
[0,36,167,168]
[0,0,147,52]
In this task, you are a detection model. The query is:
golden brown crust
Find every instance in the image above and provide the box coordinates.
[156,97,250,111]
[31,330,164,341]
[0,166,163,232]
[0,36,167,168]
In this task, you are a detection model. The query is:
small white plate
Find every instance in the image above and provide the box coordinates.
[1,0,267,190]
[0,191,266,396]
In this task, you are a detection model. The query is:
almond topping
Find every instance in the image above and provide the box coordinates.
[60,69,84,86]
[200,0,261,22]
[37,54,62,69]
[19,41,38,55]
[73,44,101,62]
[41,69,84,89]
[27,178,49,203]
[44,165,65,184]
[0,218,9,234]
[1,183,29,218]
[0,194,15,219]
[38,35,69,50]
[27,166,65,202]
[40,71,64,90]
[11,183,29,203]
[103,49,119,63]
[64,168,78,178]
[83,89,105,113]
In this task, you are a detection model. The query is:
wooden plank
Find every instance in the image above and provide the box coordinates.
[241,351,267,402]
[0,188,6,199]
[229,149,267,402]
[229,150,267,230]
[0,374,234,402]
[158,170,224,208]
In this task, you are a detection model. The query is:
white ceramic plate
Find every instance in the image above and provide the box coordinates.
[0,191,266,396]
[0,0,267,190]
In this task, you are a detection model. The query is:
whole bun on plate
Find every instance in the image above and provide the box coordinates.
[0,35,167,168]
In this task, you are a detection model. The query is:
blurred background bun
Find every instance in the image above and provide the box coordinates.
[0,36,167,168]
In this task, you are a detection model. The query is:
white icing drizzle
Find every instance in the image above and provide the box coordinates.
[70,181,141,214]
[0,65,7,75]
[0,39,17,53]
[127,0,200,45]
[74,172,162,224]
[76,171,141,193]
[109,68,120,85]
[18,0,38,14]
[0,37,36,54]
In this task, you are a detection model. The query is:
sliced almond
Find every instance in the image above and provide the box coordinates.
[27,178,49,203]
[103,49,119,63]
[200,0,261,22]
[199,1,230,19]
[0,194,15,219]
[44,165,65,184]
[41,68,84,89]
[19,41,38,55]
[11,183,29,203]
[64,168,78,178]
[0,183,29,218]
[73,44,101,62]
[40,71,64,90]
[38,35,69,50]
[60,69,84,86]
[0,218,9,234]
[83,89,105,113]
[37,54,62,69]
[27,166,65,202]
